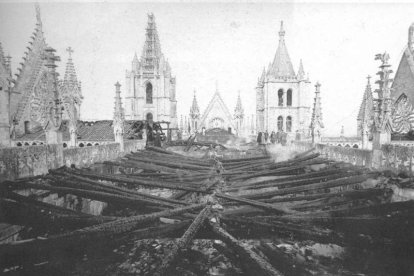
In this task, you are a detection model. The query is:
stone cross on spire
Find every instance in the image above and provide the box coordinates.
[66,46,74,59]
[279,21,285,40]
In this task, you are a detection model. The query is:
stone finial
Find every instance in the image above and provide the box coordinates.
[35,3,42,27]
[279,21,285,40]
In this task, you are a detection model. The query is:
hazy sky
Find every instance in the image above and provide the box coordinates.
[1,1,413,135]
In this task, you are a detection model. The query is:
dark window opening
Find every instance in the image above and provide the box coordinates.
[286,116,292,132]
[287,89,292,106]
[146,82,153,104]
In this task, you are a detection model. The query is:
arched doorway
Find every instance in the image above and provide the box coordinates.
[146,83,153,104]
[146,112,153,122]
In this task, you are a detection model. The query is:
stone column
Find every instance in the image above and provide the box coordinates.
[43,47,63,145]
[113,82,125,152]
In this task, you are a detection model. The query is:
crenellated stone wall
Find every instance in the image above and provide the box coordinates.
[0,140,145,181]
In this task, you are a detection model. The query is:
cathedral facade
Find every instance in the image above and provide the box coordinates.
[187,87,245,137]
[256,22,311,139]
[124,14,177,128]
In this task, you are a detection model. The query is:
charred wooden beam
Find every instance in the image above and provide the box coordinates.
[59,169,206,193]
[215,193,290,215]
[50,170,189,206]
[0,203,206,269]
[154,206,211,275]
[208,220,282,276]
[241,173,379,200]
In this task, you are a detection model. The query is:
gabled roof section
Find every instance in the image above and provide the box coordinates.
[11,3,48,122]
[391,45,414,104]
[268,21,296,80]
[199,88,235,129]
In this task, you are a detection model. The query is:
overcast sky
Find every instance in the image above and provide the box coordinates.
[1,1,413,136]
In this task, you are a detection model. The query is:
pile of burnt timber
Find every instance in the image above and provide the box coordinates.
[167,137,227,151]
[1,144,414,275]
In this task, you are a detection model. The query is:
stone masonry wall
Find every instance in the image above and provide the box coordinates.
[0,144,63,181]
[0,140,145,181]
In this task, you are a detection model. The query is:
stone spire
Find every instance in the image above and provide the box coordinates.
[113,81,125,151]
[310,82,324,143]
[358,75,374,123]
[297,59,305,80]
[189,91,200,132]
[141,13,163,73]
[132,52,139,71]
[234,92,244,136]
[234,91,244,117]
[190,91,200,117]
[340,125,345,137]
[268,21,296,80]
[63,47,80,89]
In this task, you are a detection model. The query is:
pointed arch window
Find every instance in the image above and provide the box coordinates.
[287,89,292,106]
[286,116,292,132]
[278,89,283,106]
[277,116,283,131]
[146,83,153,104]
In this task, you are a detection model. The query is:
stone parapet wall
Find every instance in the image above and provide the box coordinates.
[291,141,373,167]
[0,144,63,181]
[292,141,414,174]
[0,140,145,181]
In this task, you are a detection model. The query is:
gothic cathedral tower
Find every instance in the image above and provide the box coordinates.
[256,21,311,139]
[125,14,177,127]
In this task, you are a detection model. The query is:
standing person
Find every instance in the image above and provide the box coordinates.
[257,132,262,145]
[154,130,162,147]
[281,131,287,146]
[264,131,269,144]
[270,131,276,144]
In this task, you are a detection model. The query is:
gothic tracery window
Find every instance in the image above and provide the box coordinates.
[146,82,153,104]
